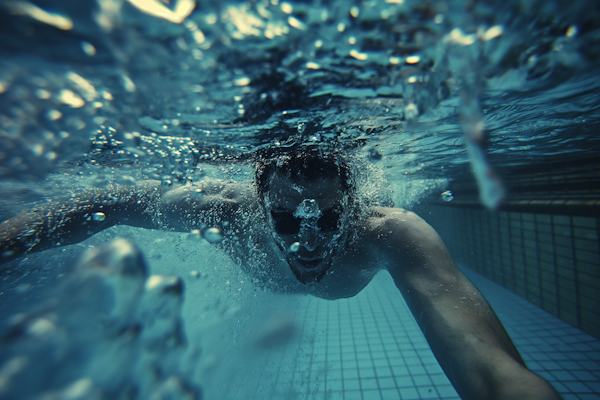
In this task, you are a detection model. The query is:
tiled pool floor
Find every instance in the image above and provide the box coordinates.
[462,267,600,400]
[214,266,600,400]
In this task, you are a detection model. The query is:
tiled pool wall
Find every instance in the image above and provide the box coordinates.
[418,204,600,340]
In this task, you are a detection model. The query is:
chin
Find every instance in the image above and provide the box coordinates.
[288,256,332,285]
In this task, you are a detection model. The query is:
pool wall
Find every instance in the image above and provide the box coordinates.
[419,204,600,340]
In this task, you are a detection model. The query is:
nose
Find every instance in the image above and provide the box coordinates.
[299,228,319,252]
[302,240,318,252]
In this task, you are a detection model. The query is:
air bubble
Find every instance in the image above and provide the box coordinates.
[81,41,96,56]
[404,103,419,121]
[2,250,15,258]
[188,229,202,240]
[92,212,106,221]
[204,228,224,244]
[441,190,454,202]
[46,110,62,121]
[117,175,136,185]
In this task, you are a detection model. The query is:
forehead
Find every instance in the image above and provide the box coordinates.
[266,171,345,208]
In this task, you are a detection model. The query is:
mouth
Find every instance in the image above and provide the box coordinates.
[287,256,330,285]
[296,258,324,271]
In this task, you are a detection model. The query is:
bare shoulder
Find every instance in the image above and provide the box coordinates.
[161,178,256,206]
[362,207,449,264]
[158,178,259,231]
[364,207,428,238]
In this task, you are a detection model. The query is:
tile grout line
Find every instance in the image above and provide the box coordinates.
[297,298,318,400]
[323,298,330,400]
[340,300,348,400]
[536,215,548,316]
[304,298,325,400]
[266,299,300,400]
[370,279,410,399]
[568,217,582,331]
[356,294,376,400]
[363,287,389,399]
[348,296,365,400]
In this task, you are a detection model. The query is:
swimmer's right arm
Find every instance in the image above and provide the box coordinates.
[0,178,253,266]
[0,181,163,266]
[157,177,256,231]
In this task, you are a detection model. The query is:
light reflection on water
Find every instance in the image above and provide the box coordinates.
[0,0,597,184]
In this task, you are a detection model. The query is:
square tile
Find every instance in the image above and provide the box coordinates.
[343,378,361,391]
[412,374,432,386]
[343,391,362,400]
[391,365,409,376]
[550,370,577,381]
[360,368,376,379]
[583,381,600,392]
[372,359,388,367]
[362,390,381,400]
[436,384,459,397]
[380,388,400,400]
[361,378,378,390]
[418,386,439,399]
[328,380,343,391]
[377,377,397,390]
[394,375,413,388]
[562,381,594,393]
[406,365,426,375]
[424,363,444,374]
[429,374,451,385]
[579,395,600,400]
[398,387,419,399]
[374,366,392,377]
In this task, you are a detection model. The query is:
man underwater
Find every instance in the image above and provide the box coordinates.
[0,149,560,400]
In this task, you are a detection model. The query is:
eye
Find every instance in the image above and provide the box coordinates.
[318,208,341,232]
[270,210,301,235]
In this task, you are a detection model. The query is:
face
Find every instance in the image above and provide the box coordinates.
[263,171,348,285]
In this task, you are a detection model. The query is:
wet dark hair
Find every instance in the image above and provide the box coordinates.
[255,149,352,197]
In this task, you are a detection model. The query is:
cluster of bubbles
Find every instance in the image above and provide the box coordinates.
[187,227,224,244]
[0,239,202,399]
[0,63,115,180]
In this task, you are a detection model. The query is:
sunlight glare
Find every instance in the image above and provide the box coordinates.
[126,0,195,24]
[5,1,73,30]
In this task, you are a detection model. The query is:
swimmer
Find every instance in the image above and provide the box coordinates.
[0,149,560,400]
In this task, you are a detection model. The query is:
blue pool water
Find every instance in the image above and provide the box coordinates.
[1,0,599,399]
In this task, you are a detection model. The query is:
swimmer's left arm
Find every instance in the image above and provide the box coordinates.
[374,209,561,400]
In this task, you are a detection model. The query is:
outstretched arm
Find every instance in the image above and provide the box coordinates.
[0,178,253,266]
[0,181,163,265]
[374,208,560,400]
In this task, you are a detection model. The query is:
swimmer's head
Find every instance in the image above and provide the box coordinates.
[255,149,351,196]
[255,149,353,285]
